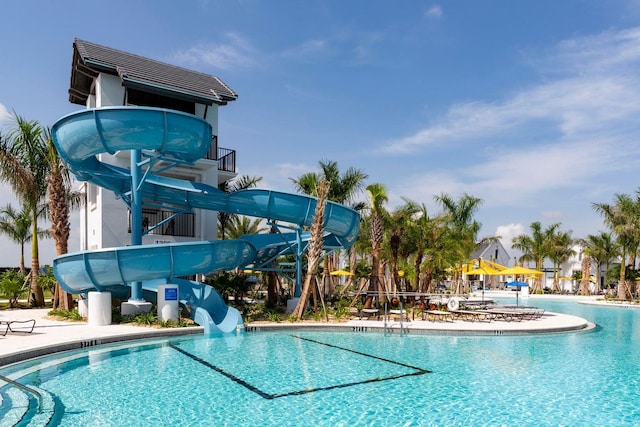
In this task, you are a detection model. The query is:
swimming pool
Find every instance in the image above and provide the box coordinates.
[1,299,639,426]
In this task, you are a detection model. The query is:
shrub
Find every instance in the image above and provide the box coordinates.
[0,270,27,308]
[48,308,84,321]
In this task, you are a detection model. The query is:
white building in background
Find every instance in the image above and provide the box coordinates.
[67,39,238,251]
[556,244,613,293]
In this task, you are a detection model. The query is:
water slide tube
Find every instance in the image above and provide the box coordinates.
[51,107,360,333]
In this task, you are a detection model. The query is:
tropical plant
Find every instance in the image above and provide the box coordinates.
[435,193,483,294]
[218,175,262,240]
[0,269,27,308]
[512,222,560,294]
[0,203,49,275]
[205,271,251,304]
[0,114,50,306]
[363,183,388,308]
[592,191,640,299]
[46,131,83,309]
[578,232,618,294]
[407,203,447,293]
[385,199,419,293]
[35,265,57,296]
[222,215,268,240]
[292,179,330,320]
[291,160,368,293]
[547,228,575,292]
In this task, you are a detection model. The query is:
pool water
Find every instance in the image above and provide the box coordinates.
[2,299,640,426]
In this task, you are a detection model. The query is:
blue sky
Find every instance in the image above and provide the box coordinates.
[2,0,640,266]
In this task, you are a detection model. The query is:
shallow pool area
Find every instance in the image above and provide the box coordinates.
[1,298,640,426]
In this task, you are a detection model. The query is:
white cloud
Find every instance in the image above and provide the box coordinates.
[424,5,443,19]
[383,27,640,154]
[172,32,258,70]
[495,223,524,252]
[281,39,329,62]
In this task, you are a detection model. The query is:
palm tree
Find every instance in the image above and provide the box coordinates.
[223,215,268,240]
[546,228,575,292]
[385,199,419,293]
[292,160,368,294]
[46,132,84,309]
[512,222,559,294]
[435,193,483,294]
[408,204,447,293]
[0,114,50,306]
[292,179,330,320]
[218,175,262,240]
[578,232,618,293]
[0,204,49,275]
[593,192,640,299]
[363,183,388,308]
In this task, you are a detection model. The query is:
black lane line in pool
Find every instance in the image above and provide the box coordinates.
[290,335,432,373]
[168,343,272,399]
[168,336,431,400]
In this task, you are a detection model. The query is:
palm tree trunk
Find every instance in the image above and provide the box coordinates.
[29,214,44,307]
[292,180,329,319]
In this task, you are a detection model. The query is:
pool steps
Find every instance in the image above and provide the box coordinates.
[0,384,56,427]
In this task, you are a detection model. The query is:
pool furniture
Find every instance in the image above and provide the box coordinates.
[488,306,545,321]
[359,308,380,320]
[450,310,494,322]
[422,310,455,322]
[389,309,410,322]
[1,319,36,336]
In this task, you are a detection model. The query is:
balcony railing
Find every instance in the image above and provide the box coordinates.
[128,209,195,237]
[205,135,236,173]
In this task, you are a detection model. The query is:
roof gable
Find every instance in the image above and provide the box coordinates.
[69,38,237,106]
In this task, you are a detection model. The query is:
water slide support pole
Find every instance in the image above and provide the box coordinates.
[130,148,144,301]
[294,226,302,297]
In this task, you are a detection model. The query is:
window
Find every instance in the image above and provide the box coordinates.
[126,88,195,114]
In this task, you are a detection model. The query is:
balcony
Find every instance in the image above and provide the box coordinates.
[205,135,236,173]
[128,209,195,238]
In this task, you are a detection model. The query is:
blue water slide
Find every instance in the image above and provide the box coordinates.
[51,107,360,333]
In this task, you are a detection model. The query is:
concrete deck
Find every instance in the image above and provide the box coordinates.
[0,299,594,367]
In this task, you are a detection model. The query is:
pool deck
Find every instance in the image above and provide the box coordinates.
[0,292,603,367]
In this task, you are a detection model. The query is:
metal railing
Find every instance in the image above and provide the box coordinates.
[128,209,195,237]
[204,135,236,173]
[0,374,42,412]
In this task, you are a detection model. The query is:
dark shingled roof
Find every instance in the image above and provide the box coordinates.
[69,38,238,106]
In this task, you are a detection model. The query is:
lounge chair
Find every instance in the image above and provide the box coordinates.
[388,309,410,322]
[359,308,380,320]
[450,309,493,322]
[422,310,454,322]
[1,319,36,336]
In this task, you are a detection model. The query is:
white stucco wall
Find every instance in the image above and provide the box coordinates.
[95,74,124,107]
[79,74,224,250]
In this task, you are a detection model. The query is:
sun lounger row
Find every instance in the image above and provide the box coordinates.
[450,310,493,322]
[358,306,544,323]
[0,319,36,336]
[487,307,545,321]
[421,310,455,322]
[448,307,545,323]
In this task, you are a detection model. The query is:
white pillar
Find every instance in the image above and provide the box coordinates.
[88,291,112,326]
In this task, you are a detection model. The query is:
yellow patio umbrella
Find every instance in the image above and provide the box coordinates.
[330,269,354,276]
[499,266,544,276]
[465,265,502,275]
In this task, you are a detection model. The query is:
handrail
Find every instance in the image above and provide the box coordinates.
[0,373,42,412]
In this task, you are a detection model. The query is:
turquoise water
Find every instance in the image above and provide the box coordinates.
[2,299,640,426]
